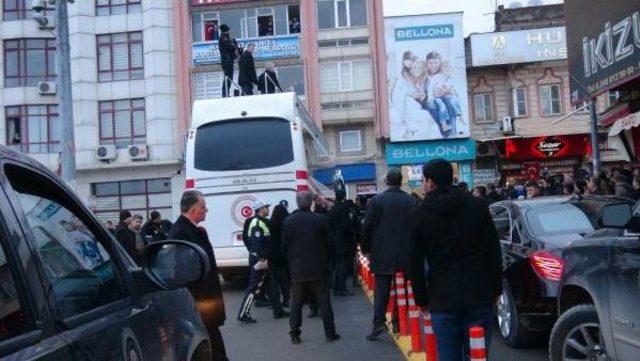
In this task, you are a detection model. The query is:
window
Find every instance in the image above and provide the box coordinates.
[4,39,56,87]
[257,8,274,37]
[97,32,143,82]
[317,0,367,30]
[526,203,596,241]
[575,100,591,113]
[318,38,369,48]
[607,91,620,108]
[288,5,301,34]
[539,84,562,116]
[92,178,172,223]
[321,100,372,109]
[3,0,53,20]
[99,98,146,147]
[276,65,305,96]
[194,72,224,100]
[202,13,220,41]
[512,87,527,117]
[490,205,512,241]
[96,0,141,16]
[0,239,32,342]
[474,93,494,123]
[194,118,294,171]
[339,130,362,152]
[5,164,126,319]
[319,60,372,93]
[6,105,60,154]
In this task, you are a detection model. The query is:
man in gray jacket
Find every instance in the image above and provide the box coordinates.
[362,169,418,340]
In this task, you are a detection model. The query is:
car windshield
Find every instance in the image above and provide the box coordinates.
[194,117,294,171]
[526,202,596,238]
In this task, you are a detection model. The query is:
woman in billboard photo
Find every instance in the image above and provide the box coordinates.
[389,51,437,140]
[420,51,466,138]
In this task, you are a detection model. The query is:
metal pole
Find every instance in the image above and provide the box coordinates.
[589,99,600,176]
[55,0,76,186]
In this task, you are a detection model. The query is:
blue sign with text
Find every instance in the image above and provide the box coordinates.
[385,139,476,165]
[394,24,454,41]
[192,35,301,65]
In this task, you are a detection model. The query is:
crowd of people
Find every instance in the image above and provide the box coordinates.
[469,166,640,204]
[108,210,172,264]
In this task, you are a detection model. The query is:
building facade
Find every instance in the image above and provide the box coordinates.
[466,3,628,187]
[0,0,184,222]
[176,0,387,198]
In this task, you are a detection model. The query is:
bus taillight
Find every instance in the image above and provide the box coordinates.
[296,170,308,180]
[297,184,310,191]
[185,179,195,189]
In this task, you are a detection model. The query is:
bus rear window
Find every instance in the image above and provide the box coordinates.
[194,117,294,171]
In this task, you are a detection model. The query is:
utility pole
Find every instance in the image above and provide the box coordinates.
[54,0,76,187]
[589,99,600,175]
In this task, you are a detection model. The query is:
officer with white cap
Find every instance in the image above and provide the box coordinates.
[237,200,288,323]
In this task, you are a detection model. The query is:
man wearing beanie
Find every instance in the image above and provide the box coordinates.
[409,158,503,360]
[363,168,418,340]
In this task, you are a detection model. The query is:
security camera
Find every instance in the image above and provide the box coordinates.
[33,14,49,27]
[32,0,45,12]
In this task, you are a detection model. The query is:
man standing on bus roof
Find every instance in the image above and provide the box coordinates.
[219,24,237,98]
[238,201,289,323]
[238,43,258,96]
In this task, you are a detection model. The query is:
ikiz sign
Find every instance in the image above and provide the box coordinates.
[566,0,640,104]
[395,24,454,41]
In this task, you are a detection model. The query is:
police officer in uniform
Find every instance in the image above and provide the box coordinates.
[238,201,288,323]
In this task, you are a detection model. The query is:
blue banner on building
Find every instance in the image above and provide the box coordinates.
[192,35,301,65]
[385,139,476,165]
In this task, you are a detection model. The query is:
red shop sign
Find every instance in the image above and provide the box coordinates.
[505,135,591,161]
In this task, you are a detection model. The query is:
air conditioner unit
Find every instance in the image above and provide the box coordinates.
[128,144,149,161]
[501,116,514,134]
[96,145,117,161]
[35,15,55,29]
[37,81,56,95]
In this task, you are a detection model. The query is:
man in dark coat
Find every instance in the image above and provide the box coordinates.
[141,210,170,243]
[362,169,418,340]
[282,191,340,344]
[328,189,356,296]
[257,62,283,94]
[218,24,237,97]
[169,190,228,361]
[115,210,139,263]
[238,44,258,96]
[409,159,503,361]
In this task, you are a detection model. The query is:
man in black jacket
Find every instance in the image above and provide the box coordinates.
[218,24,237,97]
[169,190,228,361]
[238,44,258,96]
[328,189,356,296]
[362,169,418,340]
[115,210,139,263]
[141,210,170,243]
[282,191,340,344]
[257,62,283,94]
[409,159,503,361]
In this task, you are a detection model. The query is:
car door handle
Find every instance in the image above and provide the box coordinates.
[131,302,152,316]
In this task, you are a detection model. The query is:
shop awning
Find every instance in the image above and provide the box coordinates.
[600,134,632,163]
[314,163,376,185]
[608,111,640,136]
[601,103,631,127]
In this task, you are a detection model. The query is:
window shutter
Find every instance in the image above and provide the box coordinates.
[352,60,372,90]
[100,112,114,139]
[320,63,339,93]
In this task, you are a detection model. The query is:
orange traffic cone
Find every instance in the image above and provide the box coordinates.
[423,311,438,361]
[407,281,423,353]
[386,287,396,315]
[469,326,487,361]
[395,272,409,336]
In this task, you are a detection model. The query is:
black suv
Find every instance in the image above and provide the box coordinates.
[551,202,640,361]
[490,196,633,348]
[0,146,212,360]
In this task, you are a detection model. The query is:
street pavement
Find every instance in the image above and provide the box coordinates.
[218,278,548,361]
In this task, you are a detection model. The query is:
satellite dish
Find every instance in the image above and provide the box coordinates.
[528,0,543,6]
[508,2,523,8]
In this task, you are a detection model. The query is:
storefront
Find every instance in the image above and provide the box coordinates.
[313,163,377,198]
[385,139,476,193]
[501,134,591,184]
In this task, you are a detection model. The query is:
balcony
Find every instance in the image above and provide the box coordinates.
[192,35,301,66]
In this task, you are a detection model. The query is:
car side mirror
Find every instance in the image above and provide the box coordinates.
[600,203,633,229]
[142,240,210,290]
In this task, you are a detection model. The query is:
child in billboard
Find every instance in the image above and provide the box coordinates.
[390,51,435,140]
[420,51,466,138]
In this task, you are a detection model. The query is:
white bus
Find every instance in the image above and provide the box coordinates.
[185,92,331,280]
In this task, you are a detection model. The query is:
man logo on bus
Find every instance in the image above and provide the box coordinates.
[231,195,258,227]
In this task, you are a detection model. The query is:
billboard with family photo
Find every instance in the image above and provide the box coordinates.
[385,13,470,142]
